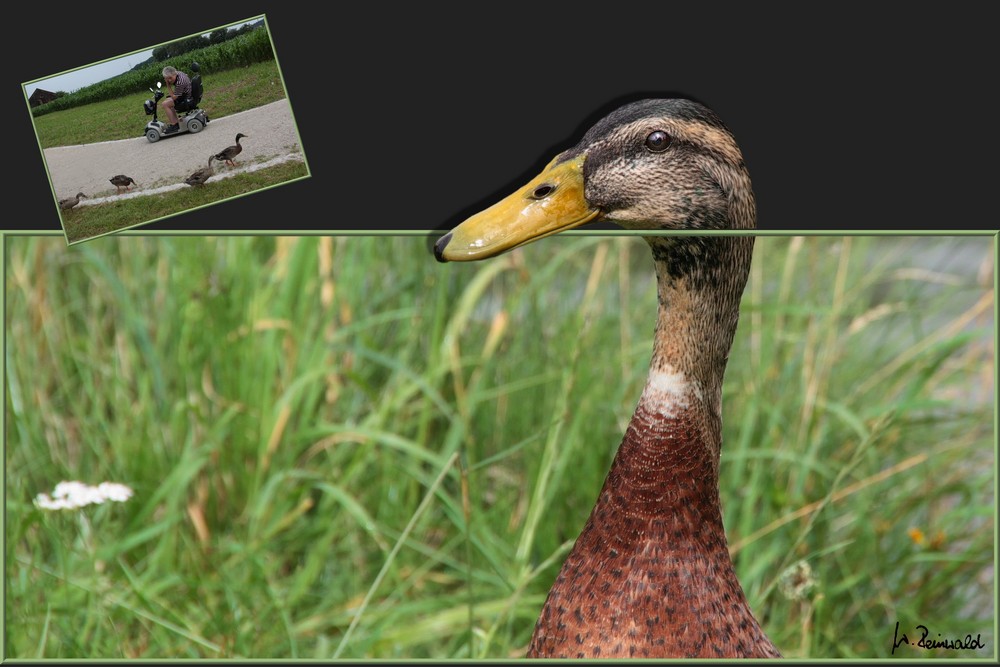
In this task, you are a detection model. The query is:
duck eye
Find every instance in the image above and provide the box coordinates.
[531,184,556,199]
[645,130,671,152]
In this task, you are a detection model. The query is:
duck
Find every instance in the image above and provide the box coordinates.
[184,156,216,186]
[58,192,88,210]
[213,133,248,167]
[109,175,138,193]
[434,98,780,658]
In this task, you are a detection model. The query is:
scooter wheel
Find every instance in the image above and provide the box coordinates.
[186,118,203,134]
[146,129,161,143]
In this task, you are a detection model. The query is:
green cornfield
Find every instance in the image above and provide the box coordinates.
[29,27,274,118]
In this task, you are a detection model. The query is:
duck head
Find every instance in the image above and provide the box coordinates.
[435,98,754,263]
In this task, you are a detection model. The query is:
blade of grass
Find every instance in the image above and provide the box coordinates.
[333,451,460,659]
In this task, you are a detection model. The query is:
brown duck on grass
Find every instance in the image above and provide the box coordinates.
[184,157,216,186]
[58,192,88,210]
[213,133,248,167]
[435,98,780,658]
[109,175,138,193]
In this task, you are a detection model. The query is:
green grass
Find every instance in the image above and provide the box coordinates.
[31,59,287,149]
[4,233,995,659]
[60,160,310,244]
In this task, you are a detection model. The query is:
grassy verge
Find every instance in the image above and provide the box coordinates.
[4,234,995,659]
[31,60,287,149]
[59,160,309,244]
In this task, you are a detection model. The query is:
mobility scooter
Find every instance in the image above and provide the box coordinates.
[143,61,210,142]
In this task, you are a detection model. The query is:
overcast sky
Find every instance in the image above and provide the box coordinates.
[24,19,259,97]
[25,50,157,97]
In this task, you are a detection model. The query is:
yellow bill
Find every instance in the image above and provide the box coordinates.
[434,154,599,262]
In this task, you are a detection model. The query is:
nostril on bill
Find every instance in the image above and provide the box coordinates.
[531,184,555,199]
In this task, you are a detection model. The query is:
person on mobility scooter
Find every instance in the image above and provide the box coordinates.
[162,65,192,135]
[143,61,209,142]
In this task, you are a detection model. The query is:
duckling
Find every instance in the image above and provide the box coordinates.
[59,192,88,210]
[213,133,248,167]
[184,156,216,186]
[109,175,138,193]
[435,99,780,658]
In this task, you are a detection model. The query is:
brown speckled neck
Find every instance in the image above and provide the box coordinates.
[527,235,779,659]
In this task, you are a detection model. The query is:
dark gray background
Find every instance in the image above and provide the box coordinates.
[10,4,995,234]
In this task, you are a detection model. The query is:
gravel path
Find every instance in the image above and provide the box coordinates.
[45,99,302,199]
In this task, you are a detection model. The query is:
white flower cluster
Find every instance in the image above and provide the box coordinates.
[778,559,817,601]
[34,481,134,511]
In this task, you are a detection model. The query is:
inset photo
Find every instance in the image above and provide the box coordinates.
[24,15,309,244]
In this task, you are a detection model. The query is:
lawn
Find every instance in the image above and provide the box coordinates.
[59,160,309,244]
[31,60,288,149]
